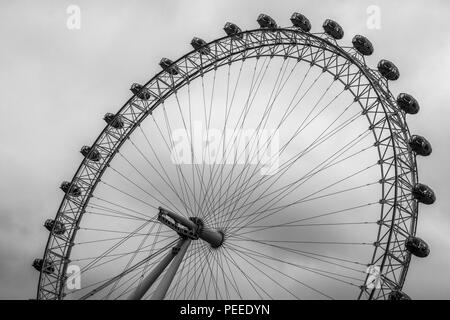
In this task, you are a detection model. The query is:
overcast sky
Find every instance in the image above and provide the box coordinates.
[0,0,449,299]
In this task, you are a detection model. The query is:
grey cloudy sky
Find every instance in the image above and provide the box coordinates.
[0,0,449,299]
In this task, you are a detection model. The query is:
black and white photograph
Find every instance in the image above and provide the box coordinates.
[0,0,449,312]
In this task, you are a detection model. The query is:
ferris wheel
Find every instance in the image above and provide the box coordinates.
[34,13,436,300]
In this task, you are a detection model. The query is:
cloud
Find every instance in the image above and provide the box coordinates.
[0,0,448,299]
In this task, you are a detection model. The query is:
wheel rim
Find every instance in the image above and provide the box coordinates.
[36,27,422,300]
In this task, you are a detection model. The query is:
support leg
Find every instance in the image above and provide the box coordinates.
[150,238,191,300]
[128,238,186,300]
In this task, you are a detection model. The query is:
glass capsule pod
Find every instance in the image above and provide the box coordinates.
[103,113,125,129]
[130,83,152,100]
[378,59,400,80]
[405,236,430,258]
[223,22,243,39]
[80,146,101,162]
[397,93,420,114]
[257,13,277,29]
[191,37,211,55]
[60,181,82,197]
[159,58,179,75]
[44,219,66,235]
[412,183,436,205]
[388,290,411,300]
[352,35,374,55]
[409,135,432,156]
[32,258,55,275]
[290,12,311,32]
[323,19,344,39]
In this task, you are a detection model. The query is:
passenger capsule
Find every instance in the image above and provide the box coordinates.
[159,58,179,75]
[388,290,411,300]
[377,60,400,81]
[396,93,420,114]
[290,12,311,32]
[223,22,243,39]
[130,83,152,100]
[409,135,432,156]
[352,35,374,55]
[80,146,101,162]
[257,14,277,29]
[412,183,436,205]
[103,113,124,129]
[191,37,210,55]
[44,219,66,235]
[323,19,344,40]
[405,236,430,258]
[32,259,55,275]
[60,181,82,197]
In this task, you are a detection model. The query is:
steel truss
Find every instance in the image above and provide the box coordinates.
[37,28,418,300]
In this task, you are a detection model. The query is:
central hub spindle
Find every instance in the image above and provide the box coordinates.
[157,207,224,248]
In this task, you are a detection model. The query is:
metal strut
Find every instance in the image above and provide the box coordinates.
[150,238,191,300]
[128,237,188,300]
[128,207,224,300]
[157,207,224,248]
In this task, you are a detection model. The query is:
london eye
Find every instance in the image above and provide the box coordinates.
[34,13,435,300]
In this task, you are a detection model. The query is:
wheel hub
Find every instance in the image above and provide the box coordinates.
[157,207,224,248]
